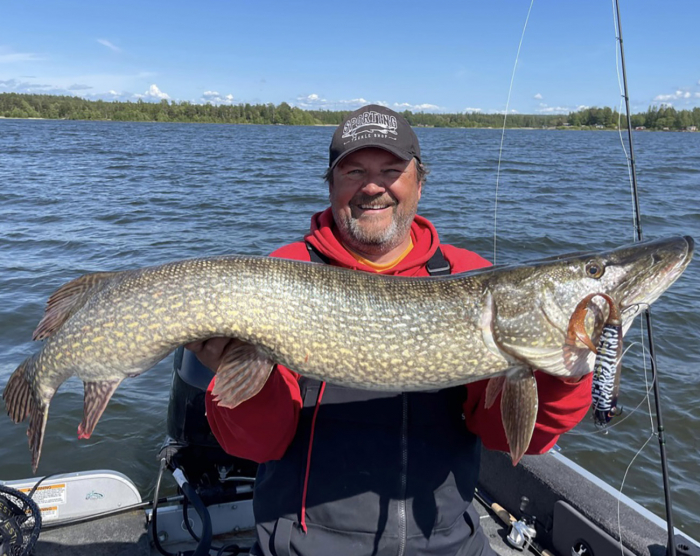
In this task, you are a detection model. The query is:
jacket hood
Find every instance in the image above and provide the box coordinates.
[304,207,441,276]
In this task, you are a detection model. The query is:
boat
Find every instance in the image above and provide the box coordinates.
[2,348,698,556]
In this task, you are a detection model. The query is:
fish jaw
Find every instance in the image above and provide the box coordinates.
[488,236,693,379]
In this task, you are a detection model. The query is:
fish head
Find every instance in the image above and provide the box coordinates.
[487,235,694,378]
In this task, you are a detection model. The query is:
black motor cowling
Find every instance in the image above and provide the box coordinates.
[162,347,257,501]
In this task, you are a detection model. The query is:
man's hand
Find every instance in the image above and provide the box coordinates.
[185,337,240,373]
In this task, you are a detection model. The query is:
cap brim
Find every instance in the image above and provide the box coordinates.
[329,143,415,171]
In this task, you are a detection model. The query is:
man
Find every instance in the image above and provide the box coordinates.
[189,104,592,556]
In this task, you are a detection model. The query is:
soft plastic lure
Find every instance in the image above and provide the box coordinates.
[567,293,623,428]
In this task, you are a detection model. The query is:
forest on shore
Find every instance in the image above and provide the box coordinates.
[1,93,698,131]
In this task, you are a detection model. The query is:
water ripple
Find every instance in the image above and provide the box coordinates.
[0,119,698,531]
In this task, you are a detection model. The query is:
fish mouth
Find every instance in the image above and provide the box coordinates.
[619,235,694,314]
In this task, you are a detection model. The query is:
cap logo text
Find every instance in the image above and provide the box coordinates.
[342,111,398,142]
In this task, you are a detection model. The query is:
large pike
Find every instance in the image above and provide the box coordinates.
[3,236,694,472]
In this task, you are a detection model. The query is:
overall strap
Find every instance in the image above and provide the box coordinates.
[306,242,331,265]
[426,247,451,276]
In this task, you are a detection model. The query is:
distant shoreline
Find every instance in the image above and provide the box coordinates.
[1,116,695,133]
[1,93,698,132]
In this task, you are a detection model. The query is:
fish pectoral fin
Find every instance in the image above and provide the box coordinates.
[33,271,120,340]
[78,379,123,440]
[211,341,274,409]
[501,368,538,466]
[484,376,506,409]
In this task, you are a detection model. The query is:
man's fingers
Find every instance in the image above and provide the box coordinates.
[186,337,239,373]
[185,340,205,353]
[202,337,235,359]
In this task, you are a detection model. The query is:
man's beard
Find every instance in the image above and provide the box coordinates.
[333,193,418,255]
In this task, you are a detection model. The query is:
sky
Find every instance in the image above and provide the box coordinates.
[1,0,699,115]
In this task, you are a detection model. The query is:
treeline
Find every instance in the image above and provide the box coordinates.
[1,93,698,131]
[567,105,700,130]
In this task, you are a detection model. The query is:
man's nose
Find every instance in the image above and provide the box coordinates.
[360,172,387,194]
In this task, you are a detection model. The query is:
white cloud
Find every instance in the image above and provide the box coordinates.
[295,93,330,108]
[534,93,543,100]
[0,46,44,63]
[293,95,442,112]
[294,95,371,110]
[134,84,170,100]
[0,78,55,92]
[97,39,121,53]
[201,90,235,105]
[653,87,700,105]
[337,97,370,106]
[535,103,571,114]
[463,107,482,113]
[392,102,442,112]
[654,90,691,102]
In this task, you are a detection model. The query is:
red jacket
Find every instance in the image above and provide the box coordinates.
[206,208,592,463]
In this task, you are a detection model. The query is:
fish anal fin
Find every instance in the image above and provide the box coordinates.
[484,376,506,409]
[33,271,119,340]
[78,379,122,440]
[211,340,274,409]
[501,368,538,466]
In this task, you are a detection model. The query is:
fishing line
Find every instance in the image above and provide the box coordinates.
[492,0,536,264]
[492,2,678,551]
[611,1,678,552]
[610,0,638,240]
[617,430,656,556]
[566,341,657,436]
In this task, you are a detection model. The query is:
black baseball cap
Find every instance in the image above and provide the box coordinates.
[328,104,421,170]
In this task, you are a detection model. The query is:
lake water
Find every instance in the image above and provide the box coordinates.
[0,119,698,532]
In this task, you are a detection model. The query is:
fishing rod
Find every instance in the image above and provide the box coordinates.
[613,1,677,554]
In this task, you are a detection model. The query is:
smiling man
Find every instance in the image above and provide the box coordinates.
[192,104,593,556]
[329,147,421,264]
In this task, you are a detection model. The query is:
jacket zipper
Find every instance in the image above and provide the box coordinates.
[397,393,408,556]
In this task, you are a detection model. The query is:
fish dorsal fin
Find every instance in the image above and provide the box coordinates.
[33,272,120,340]
[210,340,274,408]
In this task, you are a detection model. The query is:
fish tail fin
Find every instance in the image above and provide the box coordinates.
[2,355,50,473]
[501,368,538,466]
[77,379,122,440]
[3,356,35,423]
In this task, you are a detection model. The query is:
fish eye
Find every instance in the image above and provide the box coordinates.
[585,260,605,279]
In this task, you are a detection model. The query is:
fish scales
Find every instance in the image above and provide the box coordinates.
[3,236,694,471]
[31,257,499,392]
